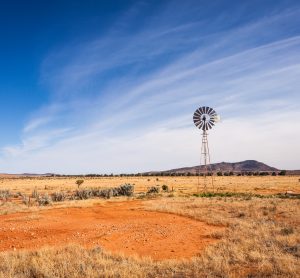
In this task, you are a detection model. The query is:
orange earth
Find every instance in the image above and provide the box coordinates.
[0,201,222,260]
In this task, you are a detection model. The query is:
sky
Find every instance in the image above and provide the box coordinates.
[0,0,299,174]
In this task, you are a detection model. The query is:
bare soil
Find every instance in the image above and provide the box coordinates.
[0,200,222,260]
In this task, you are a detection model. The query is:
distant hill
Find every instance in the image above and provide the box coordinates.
[0,173,55,178]
[147,160,279,174]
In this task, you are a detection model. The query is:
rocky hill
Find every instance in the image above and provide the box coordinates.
[148,160,279,174]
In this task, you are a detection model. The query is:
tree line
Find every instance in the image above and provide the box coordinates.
[48,170,287,178]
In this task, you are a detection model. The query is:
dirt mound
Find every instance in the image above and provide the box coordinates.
[0,201,222,260]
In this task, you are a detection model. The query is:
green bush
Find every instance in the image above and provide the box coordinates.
[278,170,287,176]
[161,185,169,191]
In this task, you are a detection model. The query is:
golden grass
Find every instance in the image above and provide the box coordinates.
[144,197,300,277]
[0,244,238,278]
[0,175,299,196]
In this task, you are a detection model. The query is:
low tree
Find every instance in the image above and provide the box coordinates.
[76,179,84,188]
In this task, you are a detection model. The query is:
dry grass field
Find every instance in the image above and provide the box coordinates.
[0,175,299,195]
[0,176,299,277]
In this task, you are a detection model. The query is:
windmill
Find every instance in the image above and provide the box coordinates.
[193,106,220,192]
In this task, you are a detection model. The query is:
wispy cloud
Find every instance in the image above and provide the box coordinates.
[1,2,300,173]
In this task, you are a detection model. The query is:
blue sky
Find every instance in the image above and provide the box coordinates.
[0,0,300,173]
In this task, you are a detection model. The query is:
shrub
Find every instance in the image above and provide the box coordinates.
[73,184,134,200]
[147,186,160,194]
[51,192,67,202]
[74,189,93,200]
[21,195,30,206]
[161,185,169,192]
[31,188,39,199]
[0,189,11,200]
[280,227,294,235]
[117,184,134,196]
[37,194,52,206]
[91,188,115,199]
[278,170,287,176]
[237,212,246,218]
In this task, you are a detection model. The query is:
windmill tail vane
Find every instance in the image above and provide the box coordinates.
[193,106,220,192]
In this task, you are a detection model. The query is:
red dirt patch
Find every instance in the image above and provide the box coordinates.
[0,201,222,260]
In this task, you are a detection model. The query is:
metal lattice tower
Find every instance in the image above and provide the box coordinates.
[193,106,220,192]
[200,129,211,191]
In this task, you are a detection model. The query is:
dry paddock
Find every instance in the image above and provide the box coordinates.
[0,176,299,277]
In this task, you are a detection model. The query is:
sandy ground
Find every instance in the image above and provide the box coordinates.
[0,200,222,260]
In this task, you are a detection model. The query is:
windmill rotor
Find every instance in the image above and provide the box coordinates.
[193,106,218,131]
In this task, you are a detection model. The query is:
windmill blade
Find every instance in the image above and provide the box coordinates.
[194,109,201,116]
[195,118,202,125]
[193,115,201,122]
[209,120,215,126]
[207,107,213,115]
[198,108,204,114]
[194,120,202,127]
[194,112,201,118]
[209,109,216,116]
[198,121,204,129]
[194,112,201,119]
[199,107,205,115]
[193,119,201,126]
[208,122,213,129]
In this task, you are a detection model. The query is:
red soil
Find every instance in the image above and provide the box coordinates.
[0,201,222,260]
